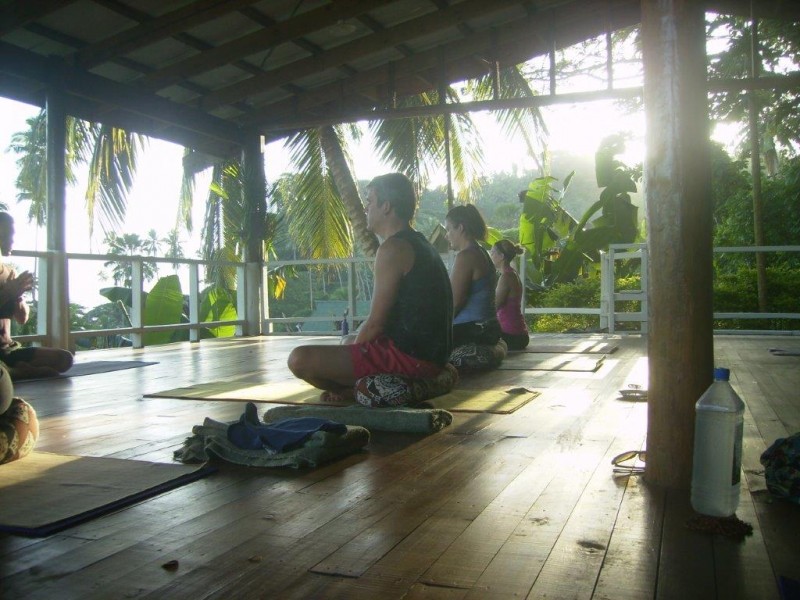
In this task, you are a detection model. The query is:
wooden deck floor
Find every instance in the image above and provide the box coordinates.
[1,334,798,599]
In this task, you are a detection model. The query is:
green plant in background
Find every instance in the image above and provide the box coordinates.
[517,172,577,286]
[547,134,641,284]
[97,274,240,345]
[516,134,641,289]
[528,277,600,333]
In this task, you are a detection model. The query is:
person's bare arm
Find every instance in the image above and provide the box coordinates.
[0,270,33,312]
[495,271,512,309]
[14,297,29,324]
[355,237,413,344]
[450,250,474,318]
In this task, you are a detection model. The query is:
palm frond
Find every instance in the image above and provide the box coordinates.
[284,129,352,259]
[85,124,145,236]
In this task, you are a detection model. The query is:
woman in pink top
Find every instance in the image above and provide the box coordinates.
[490,239,529,350]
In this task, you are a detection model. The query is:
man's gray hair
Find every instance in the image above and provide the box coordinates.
[366,173,417,222]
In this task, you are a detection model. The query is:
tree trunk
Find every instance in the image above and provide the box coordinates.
[318,125,379,257]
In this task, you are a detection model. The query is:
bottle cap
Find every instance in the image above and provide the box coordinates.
[713,367,730,381]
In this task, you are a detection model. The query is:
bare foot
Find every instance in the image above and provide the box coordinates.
[320,389,354,404]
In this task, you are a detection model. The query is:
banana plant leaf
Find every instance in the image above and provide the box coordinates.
[143,275,184,346]
[199,286,237,338]
[99,286,136,306]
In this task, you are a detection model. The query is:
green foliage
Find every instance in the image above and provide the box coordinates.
[518,173,576,285]
[143,275,184,346]
[713,154,800,270]
[529,277,600,333]
[707,15,800,157]
[199,286,237,338]
[102,232,159,286]
[714,266,800,330]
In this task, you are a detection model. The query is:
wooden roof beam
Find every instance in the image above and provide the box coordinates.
[244,0,640,128]
[198,0,523,110]
[75,0,263,69]
[140,0,396,91]
[0,0,77,36]
[0,41,244,148]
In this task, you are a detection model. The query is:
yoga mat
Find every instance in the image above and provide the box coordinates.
[514,342,618,354]
[769,348,800,357]
[148,380,539,414]
[15,361,158,382]
[497,353,605,372]
[421,388,540,414]
[146,379,349,406]
[0,452,216,537]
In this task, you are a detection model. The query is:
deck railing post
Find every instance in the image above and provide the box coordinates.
[261,264,273,334]
[189,263,200,342]
[347,260,357,328]
[640,245,649,334]
[600,250,610,331]
[131,259,143,348]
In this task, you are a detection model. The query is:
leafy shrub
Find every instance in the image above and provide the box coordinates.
[714,266,800,330]
[530,277,601,333]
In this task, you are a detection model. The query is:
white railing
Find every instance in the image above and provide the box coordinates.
[712,245,800,334]
[10,244,800,350]
[262,257,374,335]
[12,250,248,350]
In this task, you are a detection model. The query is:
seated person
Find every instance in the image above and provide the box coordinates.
[444,205,500,347]
[0,212,73,379]
[490,239,530,350]
[288,173,453,402]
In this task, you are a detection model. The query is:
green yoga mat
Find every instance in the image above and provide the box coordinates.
[145,379,349,406]
[0,452,215,537]
[263,405,453,433]
[147,380,539,414]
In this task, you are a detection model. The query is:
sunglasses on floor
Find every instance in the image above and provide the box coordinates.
[611,450,646,475]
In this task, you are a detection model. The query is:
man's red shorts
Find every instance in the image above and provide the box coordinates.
[349,335,442,380]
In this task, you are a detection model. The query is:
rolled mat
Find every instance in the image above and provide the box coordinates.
[262,405,453,434]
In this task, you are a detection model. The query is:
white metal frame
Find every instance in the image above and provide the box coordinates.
[11,244,800,349]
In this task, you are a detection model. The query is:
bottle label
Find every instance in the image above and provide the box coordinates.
[732,420,743,485]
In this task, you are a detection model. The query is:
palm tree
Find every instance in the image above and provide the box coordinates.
[162,228,185,270]
[102,232,157,287]
[276,67,547,260]
[8,110,144,236]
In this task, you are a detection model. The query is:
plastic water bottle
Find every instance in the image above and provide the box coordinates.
[690,367,745,517]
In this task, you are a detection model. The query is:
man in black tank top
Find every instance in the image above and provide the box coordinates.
[288,173,453,402]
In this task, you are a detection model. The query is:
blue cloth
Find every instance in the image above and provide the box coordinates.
[227,402,347,452]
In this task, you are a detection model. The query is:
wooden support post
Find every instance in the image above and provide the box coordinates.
[439,48,453,210]
[241,136,265,337]
[642,0,714,489]
[44,75,71,353]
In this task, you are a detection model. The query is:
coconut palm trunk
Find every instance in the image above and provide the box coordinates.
[318,125,378,257]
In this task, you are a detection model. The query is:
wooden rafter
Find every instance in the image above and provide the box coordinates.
[199,0,524,110]
[0,0,77,36]
[139,0,397,91]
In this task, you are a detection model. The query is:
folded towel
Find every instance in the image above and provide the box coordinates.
[227,402,347,451]
[174,418,369,468]
[262,405,453,434]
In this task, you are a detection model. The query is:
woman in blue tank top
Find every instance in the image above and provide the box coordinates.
[445,205,501,346]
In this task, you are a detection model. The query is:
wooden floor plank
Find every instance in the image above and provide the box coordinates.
[0,334,794,599]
